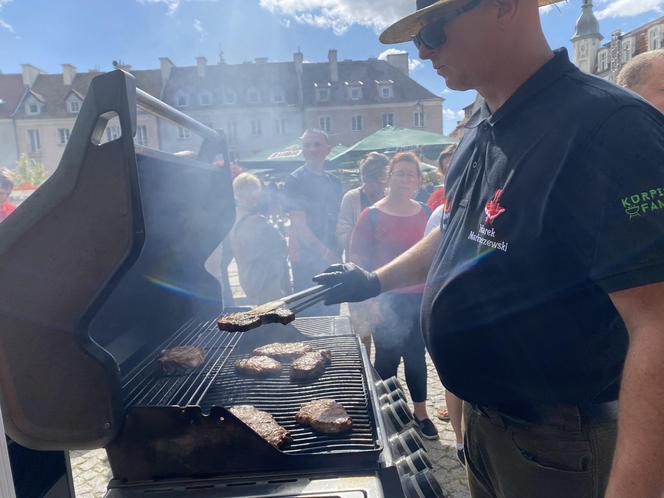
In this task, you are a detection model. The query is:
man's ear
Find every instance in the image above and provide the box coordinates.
[494,0,519,22]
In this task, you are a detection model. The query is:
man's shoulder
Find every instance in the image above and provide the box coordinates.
[564,70,652,119]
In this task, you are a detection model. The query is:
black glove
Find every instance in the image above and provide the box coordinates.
[313,263,381,304]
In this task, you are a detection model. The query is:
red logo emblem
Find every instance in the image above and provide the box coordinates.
[484,189,506,224]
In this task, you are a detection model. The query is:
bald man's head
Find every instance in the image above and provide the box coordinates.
[617,49,664,113]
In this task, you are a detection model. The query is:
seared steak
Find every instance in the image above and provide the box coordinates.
[158,345,205,373]
[235,356,283,377]
[295,399,352,434]
[291,349,332,381]
[253,342,315,360]
[228,405,292,449]
[217,306,295,333]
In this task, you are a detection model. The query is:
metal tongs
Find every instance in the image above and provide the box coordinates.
[217,283,340,332]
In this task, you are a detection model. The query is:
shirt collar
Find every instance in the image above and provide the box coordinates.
[465,48,576,129]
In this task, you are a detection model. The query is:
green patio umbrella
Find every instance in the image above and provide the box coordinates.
[238,141,348,171]
[329,126,457,166]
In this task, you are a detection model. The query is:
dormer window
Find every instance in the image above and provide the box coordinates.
[67,99,80,114]
[224,89,237,105]
[350,87,362,100]
[175,91,189,107]
[199,92,212,106]
[25,98,41,115]
[272,88,285,104]
[247,87,260,104]
[316,88,330,102]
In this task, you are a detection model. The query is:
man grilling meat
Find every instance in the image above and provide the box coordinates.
[314,0,664,497]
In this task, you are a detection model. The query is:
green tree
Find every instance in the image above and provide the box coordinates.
[14,154,47,186]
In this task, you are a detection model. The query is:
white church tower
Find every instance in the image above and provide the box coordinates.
[571,0,603,74]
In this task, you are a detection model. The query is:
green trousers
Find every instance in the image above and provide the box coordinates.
[463,401,617,498]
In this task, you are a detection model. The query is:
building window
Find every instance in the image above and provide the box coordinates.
[28,129,41,153]
[68,99,80,113]
[319,116,331,133]
[26,101,40,115]
[274,118,287,135]
[107,125,121,141]
[250,119,262,136]
[272,88,285,104]
[648,25,662,50]
[382,113,394,128]
[247,88,260,104]
[621,38,634,63]
[414,111,425,128]
[352,115,363,131]
[224,90,237,105]
[350,87,362,100]
[57,128,70,145]
[316,88,330,102]
[380,86,393,99]
[597,50,609,72]
[226,121,238,143]
[199,92,212,106]
[177,126,190,140]
[136,125,148,146]
[176,92,189,107]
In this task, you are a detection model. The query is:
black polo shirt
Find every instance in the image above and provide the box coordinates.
[284,164,343,255]
[421,48,664,405]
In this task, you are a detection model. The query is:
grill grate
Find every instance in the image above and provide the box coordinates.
[202,336,377,454]
[121,319,242,408]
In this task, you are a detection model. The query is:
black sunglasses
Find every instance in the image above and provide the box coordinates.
[413,0,483,50]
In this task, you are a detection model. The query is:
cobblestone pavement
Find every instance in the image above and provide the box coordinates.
[69,262,470,497]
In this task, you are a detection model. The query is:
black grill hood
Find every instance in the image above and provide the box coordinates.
[0,70,234,450]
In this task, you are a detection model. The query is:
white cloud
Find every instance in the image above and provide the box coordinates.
[193,18,207,39]
[259,0,410,35]
[136,0,219,16]
[443,109,464,121]
[377,48,423,72]
[0,0,13,33]
[596,0,664,19]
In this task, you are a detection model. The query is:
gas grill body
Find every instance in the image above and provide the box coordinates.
[0,70,444,498]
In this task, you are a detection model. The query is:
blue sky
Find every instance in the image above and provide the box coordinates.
[0,0,662,133]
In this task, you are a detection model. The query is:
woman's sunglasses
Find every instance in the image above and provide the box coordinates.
[413,0,483,50]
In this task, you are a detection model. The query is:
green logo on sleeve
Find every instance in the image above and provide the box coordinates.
[621,187,664,219]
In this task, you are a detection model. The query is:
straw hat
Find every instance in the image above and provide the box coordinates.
[380,0,564,44]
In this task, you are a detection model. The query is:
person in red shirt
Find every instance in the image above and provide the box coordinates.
[0,171,16,222]
[349,152,438,440]
[426,144,457,211]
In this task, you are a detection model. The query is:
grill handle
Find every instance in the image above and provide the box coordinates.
[135,88,221,142]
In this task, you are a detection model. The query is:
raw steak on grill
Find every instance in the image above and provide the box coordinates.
[158,345,205,373]
[253,341,315,360]
[228,405,292,449]
[217,306,295,333]
[235,356,283,377]
[295,399,352,434]
[291,349,332,381]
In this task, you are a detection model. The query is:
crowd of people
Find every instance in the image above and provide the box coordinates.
[228,126,460,445]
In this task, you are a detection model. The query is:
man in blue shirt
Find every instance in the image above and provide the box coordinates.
[314,0,664,496]
[284,129,342,315]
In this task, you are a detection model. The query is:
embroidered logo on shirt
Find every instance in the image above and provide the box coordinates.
[621,187,664,219]
[484,189,506,225]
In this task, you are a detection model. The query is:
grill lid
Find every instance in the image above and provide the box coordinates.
[0,70,234,450]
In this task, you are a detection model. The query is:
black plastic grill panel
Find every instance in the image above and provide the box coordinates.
[202,336,378,455]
